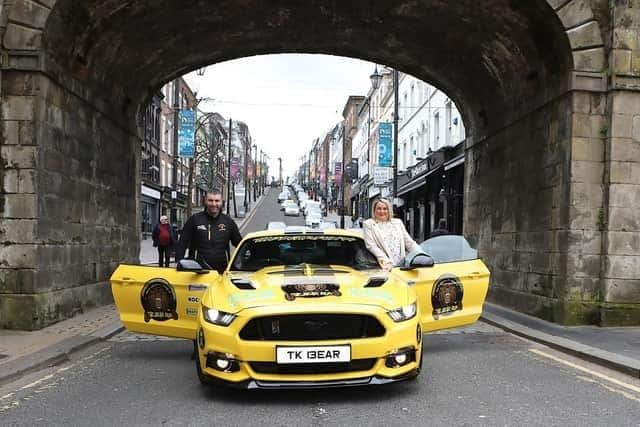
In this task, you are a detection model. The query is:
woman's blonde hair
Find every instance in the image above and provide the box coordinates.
[371,198,393,221]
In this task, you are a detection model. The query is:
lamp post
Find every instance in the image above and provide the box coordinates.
[340,123,346,229]
[253,143,258,201]
[243,140,249,215]
[392,68,399,204]
[368,65,399,210]
[171,78,180,226]
[260,150,265,195]
[226,118,232,216]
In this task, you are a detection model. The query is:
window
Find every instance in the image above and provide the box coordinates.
[434,112,440,147]
[410,136,415,165]
[445,101,452,146]
[410,83,415,115]
[231,236,379,271]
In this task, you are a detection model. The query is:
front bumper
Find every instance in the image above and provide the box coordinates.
[201,370,419,389]
[196,304,422,388]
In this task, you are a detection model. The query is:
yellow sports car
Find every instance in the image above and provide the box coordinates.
[110,229,489,389]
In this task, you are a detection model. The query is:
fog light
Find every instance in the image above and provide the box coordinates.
[385,347,416,368]
[394,353,408,365]
[206,352,241,373]
[216,358,230,370]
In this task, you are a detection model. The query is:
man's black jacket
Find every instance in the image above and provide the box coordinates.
[175,210,242,269]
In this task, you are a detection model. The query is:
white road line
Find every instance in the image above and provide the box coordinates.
[18,374,54,391]
[529,348,640,395]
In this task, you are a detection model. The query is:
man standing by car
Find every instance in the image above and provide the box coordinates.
[175,189,243,274]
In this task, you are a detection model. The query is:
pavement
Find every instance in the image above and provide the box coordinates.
[1,190,639,384]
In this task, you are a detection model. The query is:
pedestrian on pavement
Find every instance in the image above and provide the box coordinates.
[430,218,450,238]
[363,198,419,271]
[152,215,177,267]
[175,189,243,274]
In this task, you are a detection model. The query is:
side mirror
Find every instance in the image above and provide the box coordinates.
[176,259,209,274]
[400,253,435,270]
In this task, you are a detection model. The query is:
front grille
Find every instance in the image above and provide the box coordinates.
[239,314,385,341]
[249,358,376,374]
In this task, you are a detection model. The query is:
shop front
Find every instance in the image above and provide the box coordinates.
[396,149,446,242]
[141,184,161,238]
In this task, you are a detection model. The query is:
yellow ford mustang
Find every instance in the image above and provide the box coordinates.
[111,229,489,389]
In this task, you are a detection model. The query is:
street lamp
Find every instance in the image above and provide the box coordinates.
[369,65,399,207]
[370,65,383,90]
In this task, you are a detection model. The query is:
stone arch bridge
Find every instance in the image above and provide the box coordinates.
[0,0,638,329]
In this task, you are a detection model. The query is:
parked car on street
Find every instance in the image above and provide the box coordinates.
[280,199,296,211]
[265,221,286,231]
[284,204,300,216]
[277,191,290,203]
[318,220,338,230]
[305,211,322,228]
[110,229,490,389]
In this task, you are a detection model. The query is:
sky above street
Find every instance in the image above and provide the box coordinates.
[184,54,376,182]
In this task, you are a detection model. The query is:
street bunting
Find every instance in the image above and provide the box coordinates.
[378,122,392,166]
[178,109,196,158]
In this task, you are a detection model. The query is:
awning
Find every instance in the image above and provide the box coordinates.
[444,154,465,171]
[397,177,426,196]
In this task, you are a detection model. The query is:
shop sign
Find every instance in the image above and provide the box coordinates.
[373,166,391,186]
[141,185,161,200]
[408,150,445,179]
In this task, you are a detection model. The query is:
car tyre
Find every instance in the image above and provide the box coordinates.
[194,341,214,386]
[410,342,424,381]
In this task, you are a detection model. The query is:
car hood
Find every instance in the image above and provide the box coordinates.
[204,265,411,313]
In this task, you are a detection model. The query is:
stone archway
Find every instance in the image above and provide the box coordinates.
[1,0,638,328]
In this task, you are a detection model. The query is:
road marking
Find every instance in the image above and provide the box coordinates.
[0,392,14,401]
[239,188,269,234]
[577,375,640,403]
[529,348,640,395]
[19,374,54,391]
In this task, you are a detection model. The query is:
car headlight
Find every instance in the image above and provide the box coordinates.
[202,306,236,326]
[387,302,417,322]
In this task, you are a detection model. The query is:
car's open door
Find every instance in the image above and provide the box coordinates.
[110,264,220,339]
[393,235,490,333]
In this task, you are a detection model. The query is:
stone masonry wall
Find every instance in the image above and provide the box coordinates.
[599,1,640,325]
[0,70,139,330]
[465,93,593,325]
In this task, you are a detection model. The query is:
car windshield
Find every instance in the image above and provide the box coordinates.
[418,235,478,264]
[231,234,380,271]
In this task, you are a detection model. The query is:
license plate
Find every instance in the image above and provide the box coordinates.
[276,345,351,364]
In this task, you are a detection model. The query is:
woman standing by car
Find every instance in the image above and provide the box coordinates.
[363,198,419,271]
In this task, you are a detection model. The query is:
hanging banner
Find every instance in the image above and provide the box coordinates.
[334,162,342,183]
[178,110,196,158]
[378,122,392,167]
[230,157,241,180]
